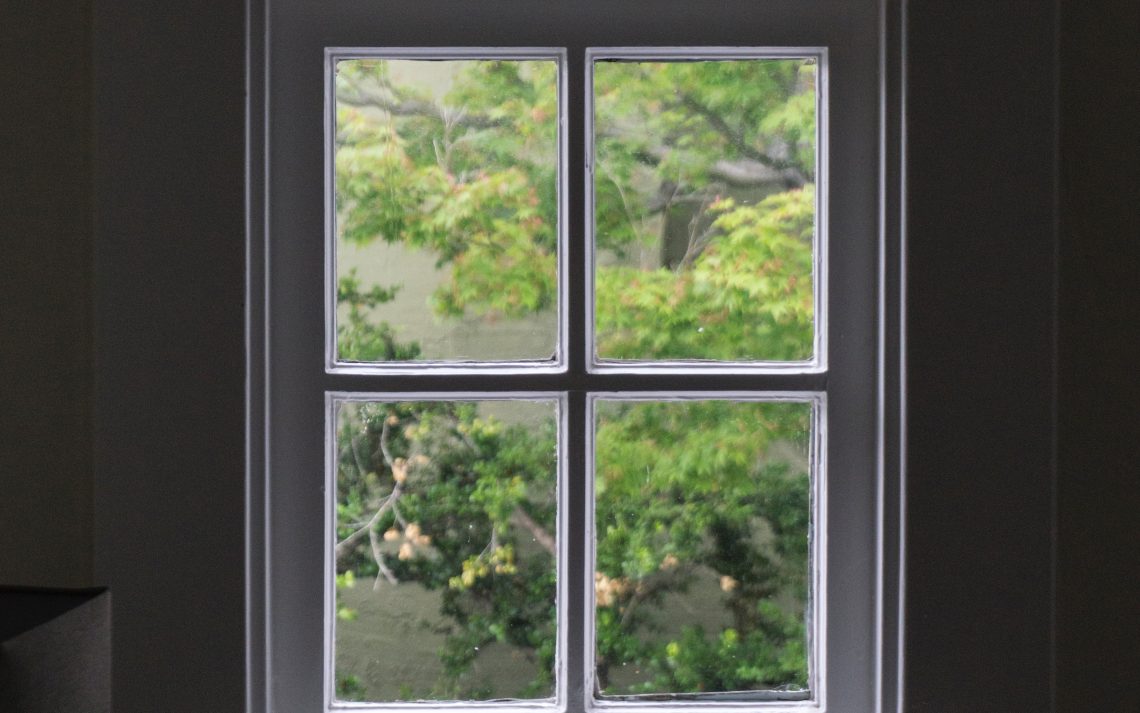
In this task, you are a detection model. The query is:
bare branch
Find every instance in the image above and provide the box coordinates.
[676,94,808,184]
[645,189,720,214]
[707,158,788,187]
[480,528,500,558]
[686,192,715,252]
[336,418,420,563]
[511,508,556,556]
[391,501,407,528]
[336,76,508,131]
[676,190,720,273]
[335,483,403,560]
[632,144,791,190]
[597,159,648,243]
[349,435,369,479]
[675,224,718,272]
[369,524,399,589]
[378,418,395,468]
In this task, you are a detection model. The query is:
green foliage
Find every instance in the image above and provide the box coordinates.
[648,616,807,694]
[595,188,814,361]
[593,59,815,254]
[336,402,558,699]
[335,60,558,328]
[336,671,368,702]
[332,56,818,700]
[592,401,809,693]
[337,269,421,361]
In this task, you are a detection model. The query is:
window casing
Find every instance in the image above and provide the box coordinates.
[258,2,886,712]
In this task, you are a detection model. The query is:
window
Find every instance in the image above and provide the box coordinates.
[260,3,884,712]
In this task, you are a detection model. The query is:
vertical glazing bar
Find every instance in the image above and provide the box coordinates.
[566,390,588,712]
[564,43,589,713]
[567,47,587,381]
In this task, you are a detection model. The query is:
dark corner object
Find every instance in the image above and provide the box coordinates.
[0,586,111,713]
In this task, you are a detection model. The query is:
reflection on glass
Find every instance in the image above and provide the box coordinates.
[333,400,558,702]
[592,58,817,363]
[593,399,812,697]
[334,58,559,363]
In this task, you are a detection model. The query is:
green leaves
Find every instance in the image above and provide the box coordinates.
[592,59,816,362]
[336,401,558,699]
[335,59,558,330]
[592,400,811,694]
[595,186,814,362]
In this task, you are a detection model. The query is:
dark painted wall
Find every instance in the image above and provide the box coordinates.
[1057,3,1140,711]
[2,0,1138,711]
[0,0,94,588]
[904,5,1056,710]
[91,0,248,710]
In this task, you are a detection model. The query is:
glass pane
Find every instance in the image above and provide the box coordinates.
[333,399,558,702]
[334,58,560,363]
[593,399,812,698]
[592,58,817,363]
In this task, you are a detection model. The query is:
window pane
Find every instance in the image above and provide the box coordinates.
[333,399,559,702]
[592,58,817,363]
[593,399,813,698]
[334,58,560,363]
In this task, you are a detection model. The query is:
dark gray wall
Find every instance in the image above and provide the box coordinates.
[903,4,1056,710]
[2,0,1138,711]
[91,0,248,710]
[0,0,94,588]
[1057,2,1140,711]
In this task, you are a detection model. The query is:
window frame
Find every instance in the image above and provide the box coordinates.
[252,2,889,712]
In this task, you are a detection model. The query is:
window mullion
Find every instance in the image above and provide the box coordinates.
[566,45,589,380]
[564,46,590,713]
[565,389,589,713]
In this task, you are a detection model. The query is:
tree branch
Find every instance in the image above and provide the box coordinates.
[348,435,369,479]
[675,206,718,273]
[597,159,649,242]
[336,417,403,561]
[369,522,399,588]
[336,77,508,132]
[677,94,808,183]
[628,144,795,189]
[378,417,396,469]
[511,508,556,556]
[335,484,403,561]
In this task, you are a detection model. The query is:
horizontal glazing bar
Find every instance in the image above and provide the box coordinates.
[320,372,827,394]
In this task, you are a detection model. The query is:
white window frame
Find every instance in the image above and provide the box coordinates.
[252,3,892,712]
